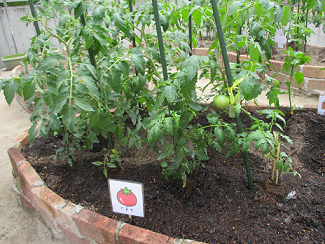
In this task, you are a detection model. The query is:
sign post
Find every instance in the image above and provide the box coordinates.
[108,179,144,218]
[317,96,325,115]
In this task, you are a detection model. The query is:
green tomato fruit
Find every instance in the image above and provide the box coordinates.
[213,95,230,109]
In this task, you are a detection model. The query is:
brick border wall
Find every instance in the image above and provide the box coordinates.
[193,48,325,96]
[8,131,204,244]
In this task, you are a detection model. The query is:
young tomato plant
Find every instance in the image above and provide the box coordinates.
[1,0,148,166]
[92,148,119,178]
[243,109,300,183]
[282,47,311,113]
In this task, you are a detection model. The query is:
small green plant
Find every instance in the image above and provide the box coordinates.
[244,109,300,184]
[264,132,300,185]
[92,149,120,178]
[282,47,311,113]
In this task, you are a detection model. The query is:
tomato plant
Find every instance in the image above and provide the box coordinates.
[0,0,301,188]
[117,187,137,207]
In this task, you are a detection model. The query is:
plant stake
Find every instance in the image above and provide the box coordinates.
[28,0,41,36]
[210,0,254,189]
[80,12,115,150]
[189,0,192,56]
[152,0,168,81]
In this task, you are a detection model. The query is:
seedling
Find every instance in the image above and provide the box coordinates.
[282,47,311,113]
[93,149,120,177]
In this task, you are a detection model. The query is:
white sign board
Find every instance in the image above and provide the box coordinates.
[318,96,325,115]
[274,29,286,49]
[108,179,144,217]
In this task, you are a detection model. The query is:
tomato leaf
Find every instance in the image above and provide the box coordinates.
[294,72,304,86]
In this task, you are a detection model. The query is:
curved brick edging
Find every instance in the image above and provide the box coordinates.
[193,48,325,96]
[7,104,319,244]
[8,132,204,244]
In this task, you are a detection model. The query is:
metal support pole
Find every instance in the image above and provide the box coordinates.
[28,0,41,36]
[210,0,254,189]
[152,0,168,81]
[189,0,192,56]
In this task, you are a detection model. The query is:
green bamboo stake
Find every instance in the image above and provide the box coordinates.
[304,6,308,53]
[152,0,168,81]
[128,0,137,50]
[189,0,193,56]
[80,13,115,151]
[210,0,254,189]
[236,26,242,70]
[28,0,41,36]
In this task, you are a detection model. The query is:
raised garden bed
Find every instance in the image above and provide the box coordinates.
[9,106,325,244]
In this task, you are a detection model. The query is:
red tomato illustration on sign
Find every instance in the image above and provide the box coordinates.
[117,187,137,207]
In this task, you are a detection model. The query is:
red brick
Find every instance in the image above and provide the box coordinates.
[227,52,237,63]
[32,186,64,222]
[119,224,174,244]
[58,223,90,244]
[58,201,77,229]
[19,194,36,212]
[8,147,26,175]
[196,48,208,56]
[38,208,61,239]
[269,60,283,71]
[307,78,325,90]
[12,130,29,147]
[73,209,118,244]
[19,161,41,190]
[240,54,250,61]
[302,65,325,79]
[20,176,36,203]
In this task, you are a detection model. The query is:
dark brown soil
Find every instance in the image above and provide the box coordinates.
[198,39,325,67]
[21,109,325,243]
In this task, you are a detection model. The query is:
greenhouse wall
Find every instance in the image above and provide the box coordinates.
[0,5,64,69]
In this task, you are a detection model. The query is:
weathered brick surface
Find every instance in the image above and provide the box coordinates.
[302,65,325,79]
[119,224,174,244]
[12,129,29,147]
[19,194,36,212]
[8,147,26,174]
[58,223,90,244]
[19,161,41,190]
[73,209,118,244]
[196,48,208,56]
[227,52,237,62]
[269,60,283,71]
[58,201,77,230]
[20,175,36,204]
[38,208,62,240]
[307,78,325,91]
[32,186,64,222]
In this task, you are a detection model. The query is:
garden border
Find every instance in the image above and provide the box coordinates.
[8,104,318,244]
[8,133,205,244]
[7,51,320,243]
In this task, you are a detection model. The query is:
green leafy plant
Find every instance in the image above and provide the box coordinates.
[1,0,150,165]
[282,47,311,113]
[243,109,300,183]
[0,0,301,189]
[92,148,120,178]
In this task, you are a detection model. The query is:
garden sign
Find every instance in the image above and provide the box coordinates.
[318,96,325,115]
[108,179,144,217]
